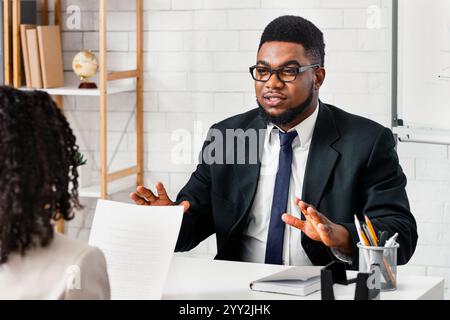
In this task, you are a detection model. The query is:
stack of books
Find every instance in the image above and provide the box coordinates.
[20,24,64,89]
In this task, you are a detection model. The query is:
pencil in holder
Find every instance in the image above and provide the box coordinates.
[357,242,399,291]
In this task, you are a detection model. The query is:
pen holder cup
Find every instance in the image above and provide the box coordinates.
[357,242,399,291]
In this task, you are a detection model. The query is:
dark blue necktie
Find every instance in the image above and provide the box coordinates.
[265,130,298,265]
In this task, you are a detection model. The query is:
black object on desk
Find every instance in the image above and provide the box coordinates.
[321,261,381,300]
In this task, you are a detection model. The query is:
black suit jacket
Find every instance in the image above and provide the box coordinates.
[175,101,418,269]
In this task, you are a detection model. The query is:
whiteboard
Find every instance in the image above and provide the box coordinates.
[397,0,450,130]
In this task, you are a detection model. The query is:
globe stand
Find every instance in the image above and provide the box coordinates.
[78,82,98,89]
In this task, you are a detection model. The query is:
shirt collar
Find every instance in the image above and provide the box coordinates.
[265,102,320,148]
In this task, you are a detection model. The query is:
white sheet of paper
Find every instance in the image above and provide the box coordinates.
[88,200,183,300]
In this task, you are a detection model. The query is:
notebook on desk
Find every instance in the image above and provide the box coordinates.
[250,266,321,296]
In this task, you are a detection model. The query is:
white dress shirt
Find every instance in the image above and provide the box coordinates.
[240,103,320,265]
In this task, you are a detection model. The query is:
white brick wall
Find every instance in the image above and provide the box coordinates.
[397,141,450,299]
[54,0,449,298]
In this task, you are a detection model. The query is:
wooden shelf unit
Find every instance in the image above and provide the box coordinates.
[19,81,136,96]
[3,0,144,232]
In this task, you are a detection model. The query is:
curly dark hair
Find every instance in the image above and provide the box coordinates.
[0,86,81,264]
[259,15,326,67]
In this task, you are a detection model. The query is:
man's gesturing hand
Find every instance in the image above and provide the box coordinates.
[282,198,352,255]
[129,182,190,213]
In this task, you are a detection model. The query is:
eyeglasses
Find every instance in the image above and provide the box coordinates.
[249,64,320,83]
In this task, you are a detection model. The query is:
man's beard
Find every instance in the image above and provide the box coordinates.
[257,84,315,126]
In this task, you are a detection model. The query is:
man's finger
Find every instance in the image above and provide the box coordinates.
[180,200,190,213]
[306,206,326,225]
[308,207,333,230]
[130,192,150,206]
[303,210,320,232]
[155,182,170,201]
[137,186,157,202]
[297,200,309,216]
[282,214,305,231]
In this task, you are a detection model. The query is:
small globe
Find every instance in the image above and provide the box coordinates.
[72,50,99,81]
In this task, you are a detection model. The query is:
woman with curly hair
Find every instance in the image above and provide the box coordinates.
[0,86,110,299]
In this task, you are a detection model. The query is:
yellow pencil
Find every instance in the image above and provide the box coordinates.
[364,215,379,245]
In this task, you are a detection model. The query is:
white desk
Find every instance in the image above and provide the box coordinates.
[163,256,444,300]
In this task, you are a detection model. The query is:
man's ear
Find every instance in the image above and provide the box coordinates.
[314,67,326,90]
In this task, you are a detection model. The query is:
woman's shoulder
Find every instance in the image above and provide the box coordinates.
[4,233,106,276]
[53,234,110,300]
[46,234,105,268]
[0,233,109,299]
[50,233,103,261]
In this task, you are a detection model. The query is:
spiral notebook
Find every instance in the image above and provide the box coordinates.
[250,266,322,296]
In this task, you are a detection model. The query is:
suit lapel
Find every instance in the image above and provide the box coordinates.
[232,114,266,227]
[302,102,340,208]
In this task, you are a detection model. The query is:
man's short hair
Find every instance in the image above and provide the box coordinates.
[258,15,325,67]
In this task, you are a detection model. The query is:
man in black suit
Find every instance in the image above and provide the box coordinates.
[131,15,417,269]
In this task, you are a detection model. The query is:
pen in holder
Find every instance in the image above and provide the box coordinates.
[357,242,399,291]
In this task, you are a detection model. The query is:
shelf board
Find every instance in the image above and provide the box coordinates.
[19,82,135,96]
[79,176,136,198]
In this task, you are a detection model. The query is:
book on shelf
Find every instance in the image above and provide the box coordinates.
[20,24,35,87]
[26,28,42,89]
[36,25,64,89]
[249,266,322,297]
[21,24,64,89]
[1,0,37,85]
[1,1,3,84]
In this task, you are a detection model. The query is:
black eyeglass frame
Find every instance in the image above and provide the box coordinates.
[249,64,320,83]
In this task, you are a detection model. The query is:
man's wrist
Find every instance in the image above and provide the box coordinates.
[330,247,353,264]
[333,224,353,256]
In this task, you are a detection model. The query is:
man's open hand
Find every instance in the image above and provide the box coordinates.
[282,198,352,255]
[129,182,190,213]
